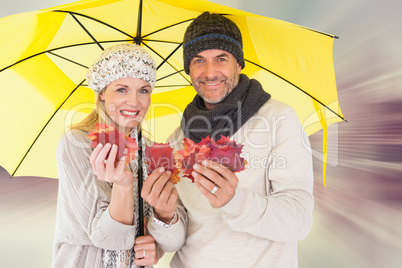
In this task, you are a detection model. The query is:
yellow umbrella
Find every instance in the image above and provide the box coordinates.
[0,0,345,185]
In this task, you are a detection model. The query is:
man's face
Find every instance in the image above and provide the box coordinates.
[189,49,242,109]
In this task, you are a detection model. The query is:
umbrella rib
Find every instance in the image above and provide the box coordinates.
[0,52,46,72]
[142,42,191,85]
[245,59,347,122]
[156,70,186,82]
[224,12,338,39]
[53,10,134,39]
[155,84,191,88]
[298,25,338,39]
[142,18,195,39]
[0,40,134,73]
[142,39,181,44]
[11,79,86,177]
[69,13,104,50]
[48,51,88,69]
[156,43,183,70]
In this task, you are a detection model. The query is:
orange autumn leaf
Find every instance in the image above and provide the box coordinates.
[174,138,211,183]
[87,123,139,164]
[144,142,181,184]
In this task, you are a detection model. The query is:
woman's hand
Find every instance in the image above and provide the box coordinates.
[89,143,134,187]
[90,143,135,225]
[133,235,159,266]
[141,167,178,224]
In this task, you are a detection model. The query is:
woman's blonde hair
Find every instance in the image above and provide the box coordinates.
[70,90,109,132]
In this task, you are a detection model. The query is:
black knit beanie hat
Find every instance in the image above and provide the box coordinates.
[183,12,245,74]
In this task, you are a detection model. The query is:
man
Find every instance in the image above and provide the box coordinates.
[142,12,314,268]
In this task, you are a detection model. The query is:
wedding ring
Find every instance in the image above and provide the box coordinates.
[210,185,218,194]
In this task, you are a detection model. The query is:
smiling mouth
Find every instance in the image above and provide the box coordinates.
[202,80,223,86]
[120,110,139,116]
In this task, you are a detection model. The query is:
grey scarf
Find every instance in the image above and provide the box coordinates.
[181,74,271,142]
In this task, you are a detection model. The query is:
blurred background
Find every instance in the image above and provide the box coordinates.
[1,0,401,267]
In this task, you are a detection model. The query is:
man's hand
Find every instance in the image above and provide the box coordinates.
[192,160,239,208]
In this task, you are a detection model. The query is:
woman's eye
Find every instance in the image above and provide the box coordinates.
[117,88,126,92]
[140,88,150,94]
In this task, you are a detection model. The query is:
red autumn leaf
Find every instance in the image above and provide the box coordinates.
[209,135,247,173]
[144,142,181,184]
[87,123,139,164]
[175,135,247,182]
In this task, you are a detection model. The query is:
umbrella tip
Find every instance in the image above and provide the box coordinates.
[334,35,340,39]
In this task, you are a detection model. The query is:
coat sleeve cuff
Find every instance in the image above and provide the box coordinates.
[147,210,185,252]
[219,188,248,218]
[100,207,136,239]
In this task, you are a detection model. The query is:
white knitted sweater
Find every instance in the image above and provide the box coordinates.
[148,99,314,268]
[52,129,150,268]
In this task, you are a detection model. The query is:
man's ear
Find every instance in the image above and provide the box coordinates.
[236,62,242,74]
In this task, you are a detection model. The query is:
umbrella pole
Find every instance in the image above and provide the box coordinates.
[137,128,144,238]
[135,2,145,268]
[135,0,143,45]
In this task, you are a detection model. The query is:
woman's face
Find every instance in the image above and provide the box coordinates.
[100,77,152,134]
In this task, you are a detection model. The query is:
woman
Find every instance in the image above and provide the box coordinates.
[53,44,160,267]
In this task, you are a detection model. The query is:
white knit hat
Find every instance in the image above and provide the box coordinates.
[86,43,156,93]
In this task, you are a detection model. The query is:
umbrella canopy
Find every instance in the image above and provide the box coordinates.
[0,0,345,181]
